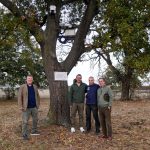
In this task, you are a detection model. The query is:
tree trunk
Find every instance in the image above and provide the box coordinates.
[40,13,71,125]
[106,58,133,101]
[121,75,132,100]
[48,79,70,126]
[41,47,70,126]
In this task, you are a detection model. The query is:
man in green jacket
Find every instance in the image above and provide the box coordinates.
[97,78,113,140]
[18,75,40,140]
[69,74,87,133]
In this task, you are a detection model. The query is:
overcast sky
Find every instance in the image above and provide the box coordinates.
[67,59,108,86]
[67,55,150,86]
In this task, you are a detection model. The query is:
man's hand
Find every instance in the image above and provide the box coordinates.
[20,108,25,112]
[108,106,111,112]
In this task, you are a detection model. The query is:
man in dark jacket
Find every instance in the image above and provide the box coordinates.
[69,74,87,133]
[86,76,100,134]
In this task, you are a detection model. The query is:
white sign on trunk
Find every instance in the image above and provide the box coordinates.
[54,72,68,81]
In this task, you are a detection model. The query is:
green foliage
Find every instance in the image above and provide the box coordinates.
[95,0,150,74]
[104,66,142,89]
[0,9,47,93]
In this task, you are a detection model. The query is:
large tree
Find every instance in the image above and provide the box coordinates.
[92,0,150,100]
[0,0,99,125]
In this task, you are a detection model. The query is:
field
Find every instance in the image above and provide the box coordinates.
[0,99,150,150]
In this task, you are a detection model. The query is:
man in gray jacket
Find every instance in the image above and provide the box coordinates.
[18,75,40,140]
[97,78,113,140]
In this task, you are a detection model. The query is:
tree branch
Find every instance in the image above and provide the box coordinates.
[0,0,45,45]
[62,0,79,5]
[62,0,99,73]
[0,0,21,17]
[94,49,123,81]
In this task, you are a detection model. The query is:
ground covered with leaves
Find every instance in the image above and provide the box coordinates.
[0,99,150,150]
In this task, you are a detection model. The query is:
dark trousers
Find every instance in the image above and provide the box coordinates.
[86,104,100,131]
[98,107,112,137]
[71,103,84,127]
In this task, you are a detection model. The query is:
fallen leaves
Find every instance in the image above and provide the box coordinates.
[0,99,150,149]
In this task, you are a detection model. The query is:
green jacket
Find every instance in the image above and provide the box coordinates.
[69,82,87,104]
[97,85,113,107]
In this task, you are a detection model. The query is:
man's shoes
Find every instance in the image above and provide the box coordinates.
[99,135,108,139]
[71,127,76,133]
[80,127,85,133]
[85,128,91,133]
[30,130,40,135]
[95,129,100,134]
[23,134,29,140]
[107,136,112,141]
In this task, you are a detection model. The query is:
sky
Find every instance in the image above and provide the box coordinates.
[67,54,150,86]
[67,59,108,86]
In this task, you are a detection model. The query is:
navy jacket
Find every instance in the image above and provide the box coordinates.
[86,83,100,105]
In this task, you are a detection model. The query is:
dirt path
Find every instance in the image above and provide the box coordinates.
[0,99,150,150]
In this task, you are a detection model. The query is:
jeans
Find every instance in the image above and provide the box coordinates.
[22,107,38,136]
[98,107,112,137]
[71,103,84,127]
[86,104,100,131]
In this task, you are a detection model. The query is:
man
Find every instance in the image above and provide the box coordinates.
[86,76,100,134]
[18,75,40,140]
[69,74,87,133]
[97,78,113,140]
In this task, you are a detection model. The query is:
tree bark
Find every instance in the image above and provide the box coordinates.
[48,80,70,126]
[121,78,131,100]
[120,67,133,100]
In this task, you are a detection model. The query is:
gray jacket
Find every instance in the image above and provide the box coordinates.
[97,85,113,107]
